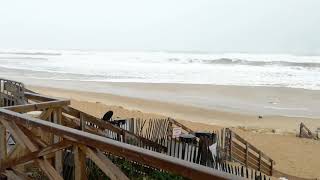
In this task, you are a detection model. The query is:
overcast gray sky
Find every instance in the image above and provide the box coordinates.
[0,0,319,54]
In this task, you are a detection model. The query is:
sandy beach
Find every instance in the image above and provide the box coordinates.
[1,1,320,179]
[23,81,320,179]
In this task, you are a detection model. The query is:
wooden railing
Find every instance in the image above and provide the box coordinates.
[224,128,274,176]
[0,79,25,107]
[0,81,276,179]
[0,88,246,179]
[0,107,242,180]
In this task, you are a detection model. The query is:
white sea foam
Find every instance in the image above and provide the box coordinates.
[0,49,319,90]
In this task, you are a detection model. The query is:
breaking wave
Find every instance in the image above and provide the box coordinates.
[168,58,320,68]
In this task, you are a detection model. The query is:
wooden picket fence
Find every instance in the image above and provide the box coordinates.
[116,118,273,179]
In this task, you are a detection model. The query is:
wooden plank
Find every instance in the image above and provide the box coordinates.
[64,106,167,151]
[6,144,23,161]
[3,169,26,180]
[4,100,70,113]
[79,112,85,131]
[24,92,57,102]
[0,123,7,162]
[229,131,232,161]
[74,145,87,180]
[0,108,242,180]
[37,159,64,180]
[231,131,273,163]
[0,140,71,171]
[231,142,271,171]
[0,119,38,151]
[0,119,63,180]
[53,108,63,176]
[62,115,103,136]
[10,168,32,180]
[63,106,121,134]
[39,108,54,121]
[81,146,129,180]
[231,151,270,175]
[245,143,248,167]
[18,125,48,148]
[168,118,193,133]
[259,152,262,171]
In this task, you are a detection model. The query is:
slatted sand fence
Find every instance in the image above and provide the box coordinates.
[299,122,318,140]
[116,118,272,179]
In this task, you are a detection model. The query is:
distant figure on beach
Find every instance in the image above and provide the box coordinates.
[102,111,113,122]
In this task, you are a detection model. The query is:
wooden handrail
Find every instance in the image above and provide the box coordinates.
[225,128,274,176]
[24,92,58,102]
[168,118,193,133]
[229,129,273,164]
[62,106,168,151]
[4,100,70,113]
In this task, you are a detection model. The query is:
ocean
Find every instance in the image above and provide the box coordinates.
[0,49,319,90]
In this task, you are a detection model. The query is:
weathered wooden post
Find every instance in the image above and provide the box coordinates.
[53,108,63,176]
[258,151,262,172]
[245,142,249,167]
[0,123,7,167]
[73,145,87,180]
[229,129,232,161]
[80,112,86,131]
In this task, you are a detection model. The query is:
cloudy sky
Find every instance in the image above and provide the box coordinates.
[0,0,319,54]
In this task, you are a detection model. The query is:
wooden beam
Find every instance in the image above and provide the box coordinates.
[4,100,70,113]
[12,168,31,180]
[53,108,63,176]
[63,106,167,151]
[79,112,85,131]
[3,169,26,180]
[37,159,63,180]
[0,119,63,180]
[0,119,37,151]
[0,140,71,171]
[81,146,129,180]
[17,125,48,148]
[0,108,241,180]
[7,144,24,161]
[62,115,106,137]
[39,108,54,121]
[24,92,58,102]
[73,145,87,180]
[168,118,193,133]
[63,106,121,134]
[230,129,273,163]
[0,123,7,162]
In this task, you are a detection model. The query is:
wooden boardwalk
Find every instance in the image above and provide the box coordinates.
[0,78,274,180]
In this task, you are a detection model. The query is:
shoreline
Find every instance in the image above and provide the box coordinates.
[5,76,319,117]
